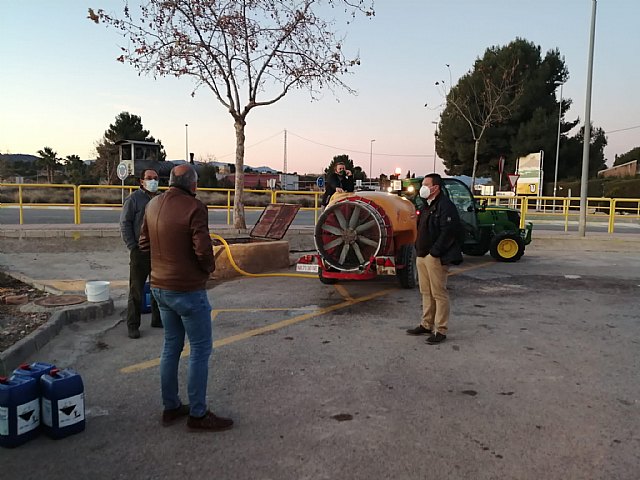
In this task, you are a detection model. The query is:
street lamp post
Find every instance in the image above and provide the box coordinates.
[369,139,376,187]
[553,83,563,208]
[432,121,439,172]
[185,124,189,162]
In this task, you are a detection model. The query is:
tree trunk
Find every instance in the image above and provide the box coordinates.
[470,139,480,191]
[233,118,247,229]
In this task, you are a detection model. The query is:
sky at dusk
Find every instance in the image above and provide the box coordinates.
[1,0,639,177]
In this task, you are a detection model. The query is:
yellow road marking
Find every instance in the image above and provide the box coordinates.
[120,287,396,374]
[333,284,354,301]
[449,261,494,276]
[120,260,495,375]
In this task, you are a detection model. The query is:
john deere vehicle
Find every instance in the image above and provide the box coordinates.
[401,177,532,262]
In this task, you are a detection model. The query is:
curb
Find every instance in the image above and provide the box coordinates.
[0,297,114,376]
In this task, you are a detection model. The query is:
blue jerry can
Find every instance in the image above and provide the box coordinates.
[141,280,152,314]
[40,368,85,440]
[0,375,41,448]
[13,362,56,382]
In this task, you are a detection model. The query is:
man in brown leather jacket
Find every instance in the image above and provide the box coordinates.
[139,164,233,432]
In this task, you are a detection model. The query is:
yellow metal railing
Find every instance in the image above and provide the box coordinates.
[2,183,637,233]
[477,195,640,233]
[0,183,77,225]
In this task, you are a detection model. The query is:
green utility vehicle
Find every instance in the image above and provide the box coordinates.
[401,177,533,262]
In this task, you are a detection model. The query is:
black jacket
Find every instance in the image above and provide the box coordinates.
[322,171,355,206]
[415,193,463,265]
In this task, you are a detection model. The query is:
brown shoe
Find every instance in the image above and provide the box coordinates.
[162,404,190,427]
[187,410,233,432]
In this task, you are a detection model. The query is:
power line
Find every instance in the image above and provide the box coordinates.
[218,129,438,159]
[287,131,433,158]
[605,125,640,134]
[216,130,285,159]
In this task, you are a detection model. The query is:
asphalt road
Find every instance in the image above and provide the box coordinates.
[1,239,639,479]
[1,206,639,234]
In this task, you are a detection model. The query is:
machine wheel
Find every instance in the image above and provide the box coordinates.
[319,267,337,285]
[462,244,488,256]
[396,244,418,289]
[489,232,525,262]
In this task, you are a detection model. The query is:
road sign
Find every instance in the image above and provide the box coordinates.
[507,173,520,189]
[116,162,129,181]
[498,156,505,176]
[316,176,324,188]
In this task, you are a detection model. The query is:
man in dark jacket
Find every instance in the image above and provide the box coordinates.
[139,164,233,432]
[322,162,355,207]
[119,169,161,339]
[406,173,463,344]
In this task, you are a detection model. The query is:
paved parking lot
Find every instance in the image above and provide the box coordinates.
[1,235,640,479]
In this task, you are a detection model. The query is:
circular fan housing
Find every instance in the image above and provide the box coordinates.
[314,197,392,272]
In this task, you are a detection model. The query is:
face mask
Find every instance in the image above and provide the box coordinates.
[144,179,159,193]
[419,185,431,199]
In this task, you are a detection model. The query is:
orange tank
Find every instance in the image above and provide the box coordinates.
[317,191,418,272]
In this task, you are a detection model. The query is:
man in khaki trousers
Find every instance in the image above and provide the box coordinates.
[406,174,463,344]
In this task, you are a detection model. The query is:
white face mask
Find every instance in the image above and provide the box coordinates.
[144,179,159,193]
[419,185,431,199]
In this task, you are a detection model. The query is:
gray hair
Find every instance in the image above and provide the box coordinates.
[169,164,198,189]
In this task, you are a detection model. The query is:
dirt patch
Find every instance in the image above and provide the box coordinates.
[0,272,50,353]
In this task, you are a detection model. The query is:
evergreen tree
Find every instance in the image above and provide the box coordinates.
[94,112,165,184]
[436,38,606,182]
[36,147,60,183]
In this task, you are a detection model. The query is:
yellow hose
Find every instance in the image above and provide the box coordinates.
[211,233,317,279]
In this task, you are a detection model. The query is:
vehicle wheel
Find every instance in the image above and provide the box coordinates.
[462,244,488,256]
[489,232,525,262]
[319,267,337,284]
[396,244,417,289]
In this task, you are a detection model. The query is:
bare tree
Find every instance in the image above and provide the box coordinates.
[438,61,523,188]
[89,0,374,228]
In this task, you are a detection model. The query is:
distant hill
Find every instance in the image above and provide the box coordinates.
[167,160,280,174]
[0,153,39,163]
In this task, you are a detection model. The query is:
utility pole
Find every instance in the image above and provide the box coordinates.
[432,121,439,172]
[283,129,288,191]
[553,83,563,205]
[185,124,189,162]
[369,139,376,187]
[579,0,597,237]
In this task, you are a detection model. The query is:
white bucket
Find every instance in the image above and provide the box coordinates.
[85,281,110,302]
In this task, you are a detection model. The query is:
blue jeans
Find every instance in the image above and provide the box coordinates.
[152,288,212,417]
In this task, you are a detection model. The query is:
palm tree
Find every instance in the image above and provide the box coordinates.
[36,147,60,183]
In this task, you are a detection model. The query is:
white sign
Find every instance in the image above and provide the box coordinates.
[116,162,129,181]
[516,151,543,195]
[296,263,319,273]
[267,178,277,189]
[507,174,520,189]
